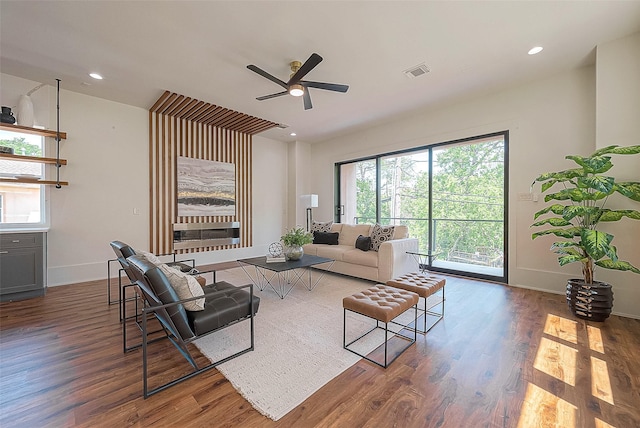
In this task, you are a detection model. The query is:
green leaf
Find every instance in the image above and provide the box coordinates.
[614,182,640,202]
[558,254,584,266]
[577,176,615,194]
[532,227,582,239]
[551,241,580,249]
[599,209,640,222]
[580,229,613,260]
[565,155,613,174]
[595,259,640,274]
[546,188,608,202]
[533,204,566,220]
[531,218,572,227]
[562,205,601,222]
[553,247,583,257]
[545,188,588,202]
[533,169,582,184]
[591,145,640,157]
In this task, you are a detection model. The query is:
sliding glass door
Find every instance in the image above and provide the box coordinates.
[337,132,507,282]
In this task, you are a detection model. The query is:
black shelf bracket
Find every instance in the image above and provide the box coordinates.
[55,78,62,189]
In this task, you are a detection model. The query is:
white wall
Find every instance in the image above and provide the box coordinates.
[1,73,288,286]
[287,140,314,229]
[309,59,640,318]
[596,32,640,152]
[593,32,640,318]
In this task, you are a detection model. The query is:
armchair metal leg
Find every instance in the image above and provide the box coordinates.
[107,258,120,305]
[122,284,168,354]
[141,302,256,399]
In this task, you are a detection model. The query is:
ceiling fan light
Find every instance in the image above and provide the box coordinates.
[289,84,304,97]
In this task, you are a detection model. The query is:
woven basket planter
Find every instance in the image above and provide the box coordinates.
[566,279,613,322]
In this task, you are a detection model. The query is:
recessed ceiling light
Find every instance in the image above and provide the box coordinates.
[89,73,103,80]
[290,132,297,136]
[528,47,543,55]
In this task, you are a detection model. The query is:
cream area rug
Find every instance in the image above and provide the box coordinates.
[193,267,385,421]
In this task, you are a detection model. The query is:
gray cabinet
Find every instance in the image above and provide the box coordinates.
[0,232,46,301]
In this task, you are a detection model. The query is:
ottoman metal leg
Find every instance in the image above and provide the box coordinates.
[343,305,417,368]
[404,285,444,334]
[386,273,446,335]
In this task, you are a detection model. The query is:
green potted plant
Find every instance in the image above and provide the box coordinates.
[531,144,640,321]
[281,226,313,260]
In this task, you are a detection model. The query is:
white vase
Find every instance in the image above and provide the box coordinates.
[17,95,34,127]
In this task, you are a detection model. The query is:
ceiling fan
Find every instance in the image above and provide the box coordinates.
[247,53,349,110]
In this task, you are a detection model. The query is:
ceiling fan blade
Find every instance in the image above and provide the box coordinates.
[247,65,288,89]
[301,81,349,93]
[303,89,313,110]
[288,53,323,84]
[256,91,288,101]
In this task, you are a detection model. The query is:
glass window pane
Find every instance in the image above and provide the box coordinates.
[380,150,430,251]
[336,132,507,282]
[0,131,44,225]
[340,159,376,224]
[431,138,505,277]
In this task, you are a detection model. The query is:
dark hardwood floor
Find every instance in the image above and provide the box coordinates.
[1,271,639,427]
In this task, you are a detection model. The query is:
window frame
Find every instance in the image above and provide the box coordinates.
[0,130,50,230]
[335,130,509,283]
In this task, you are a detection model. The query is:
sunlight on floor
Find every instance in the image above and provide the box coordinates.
[517,383,577,428]
[526,314,617,426]
[591,356,614,405]
[543,314,578,344]
[534,337,578,386]
[587,325,605,354]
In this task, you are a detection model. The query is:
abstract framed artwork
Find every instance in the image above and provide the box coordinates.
[177,156,236,216]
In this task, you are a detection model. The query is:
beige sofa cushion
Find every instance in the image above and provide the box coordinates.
[316,245,353,261]
[393,225,409,239]
[330,223,343,233]
[338,224,372,246]
[343,248,378,268]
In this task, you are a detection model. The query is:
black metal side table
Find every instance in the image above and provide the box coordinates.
[406,251,442,273]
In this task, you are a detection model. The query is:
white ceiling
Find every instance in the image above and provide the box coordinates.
[2,1,640,143]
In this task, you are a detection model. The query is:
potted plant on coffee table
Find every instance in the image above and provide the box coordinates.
[531,144,640,321]
[281,226,313,261]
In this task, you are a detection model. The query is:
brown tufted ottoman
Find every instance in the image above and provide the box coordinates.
[343,284,419,368]
[386,272,445,334]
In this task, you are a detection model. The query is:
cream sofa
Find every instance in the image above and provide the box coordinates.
[303,223,418,283]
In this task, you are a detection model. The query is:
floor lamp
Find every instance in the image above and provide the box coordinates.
[305,194,319,231]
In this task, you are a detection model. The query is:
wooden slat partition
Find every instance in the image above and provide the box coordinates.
[149,92,273,254]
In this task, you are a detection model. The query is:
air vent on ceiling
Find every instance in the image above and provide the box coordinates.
[403,63,430,79]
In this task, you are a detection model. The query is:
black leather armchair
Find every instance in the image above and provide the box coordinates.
[107,240,195,310]
[126,254,259,398]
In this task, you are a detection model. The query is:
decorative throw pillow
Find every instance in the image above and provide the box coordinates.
[137,249,163,265]
[369,224,395,251]
[158,264,205,311]
[313,231,339,245]
[355,235,371,252]
[311,221,333,233]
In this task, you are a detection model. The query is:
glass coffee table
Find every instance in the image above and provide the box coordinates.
[237,255,334,299]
